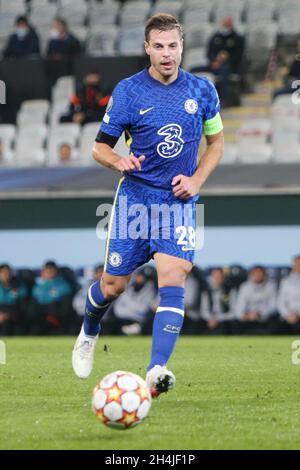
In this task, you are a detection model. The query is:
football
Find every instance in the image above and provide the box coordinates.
[92,371,152,429]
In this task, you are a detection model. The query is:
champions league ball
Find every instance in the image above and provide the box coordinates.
[92,371,152,429]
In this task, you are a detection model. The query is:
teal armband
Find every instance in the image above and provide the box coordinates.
[203,112,223,135]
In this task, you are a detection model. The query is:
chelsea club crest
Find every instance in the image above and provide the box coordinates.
[184,99,198,114]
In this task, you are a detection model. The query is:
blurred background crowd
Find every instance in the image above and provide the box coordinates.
[1,256,300,336]
[0,0,300,337]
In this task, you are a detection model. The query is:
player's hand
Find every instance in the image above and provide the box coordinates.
[171,174,201,200]
[113,155,145,173]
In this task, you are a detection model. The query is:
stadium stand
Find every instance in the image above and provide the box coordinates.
[1,260,300,336]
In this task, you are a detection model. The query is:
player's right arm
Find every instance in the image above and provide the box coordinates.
[92,142,145,172]
[92,80,145,173]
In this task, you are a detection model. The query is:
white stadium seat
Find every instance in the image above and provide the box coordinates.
[0,124,16,166]
[237,119,272,164]
[15,124,48,167]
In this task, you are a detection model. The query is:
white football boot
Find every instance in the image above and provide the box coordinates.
[72,325,98,379]
[146,365,176,398]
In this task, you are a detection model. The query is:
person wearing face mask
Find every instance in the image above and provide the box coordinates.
[60,71,111,124]
[206,16,245,105]
[3,15,40,59]
[46,18,81,60]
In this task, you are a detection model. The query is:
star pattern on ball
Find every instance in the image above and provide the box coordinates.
[121,411,139,427]
[136,386,150,401]
[107,385,123,403]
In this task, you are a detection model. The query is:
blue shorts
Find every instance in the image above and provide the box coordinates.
[104,175,198,276]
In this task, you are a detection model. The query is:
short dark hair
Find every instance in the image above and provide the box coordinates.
[145,13,183,42]
[0,263,11,271]
[15,15,28,26]
[44,260,58,270]
[54,17,68,29]
[251,265,266,273]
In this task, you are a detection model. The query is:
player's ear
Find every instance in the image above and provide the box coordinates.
[144,41,150,56]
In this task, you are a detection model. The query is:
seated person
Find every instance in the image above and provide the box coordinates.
[201,267,238,334]
[273,38,300,100]
[60,72,110,124]
[206,16,245,105]
[56,142,79,165]
[73,264,103,318]
[3,15,40,59]
[0,264,28,335]
[103,268,158,335]
[277,255,300,333]
[46,18,81,60]
[235,266,277,333]
[29,260,73,335]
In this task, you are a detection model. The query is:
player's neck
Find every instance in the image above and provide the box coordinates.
[148,66,179,85]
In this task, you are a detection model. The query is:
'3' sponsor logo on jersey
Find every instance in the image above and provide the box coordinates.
[157,123,184,159]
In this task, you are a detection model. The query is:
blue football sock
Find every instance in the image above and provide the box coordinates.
[148,286,185,371]
[83,281,112,336]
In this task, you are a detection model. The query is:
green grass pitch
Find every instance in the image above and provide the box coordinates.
[1,336,300,450]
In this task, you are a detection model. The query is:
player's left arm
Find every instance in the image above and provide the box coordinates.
[173,79,224,200]
[172,129,224,200]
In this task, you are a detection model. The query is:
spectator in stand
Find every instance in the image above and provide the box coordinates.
[183,266,209,334]
[0,264,28,335]
[103,268,158,335]
[201,268,238,334]
[60,72,110,124]
[273,38,300,100]
[235,266,277,334]
[277,255,300,333]
[46,18,81,60]
[206,16,245,105]
[73,264,104,318]
[2,15,40,59]
[29,260,73,335]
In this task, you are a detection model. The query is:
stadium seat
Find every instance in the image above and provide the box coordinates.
[49,101,70,129]
[17,100,50,127]
[237,119,272,163]
[0,12,20,35]
[71,26,88,46]
[246,23,278,69]
[244,0,275,23]
[88,0,119,28]
[0,0,27,14]
[15,124,48,167]
[182,47,208,71]
[52,76,75,104]
[58,0,88,27]
[118,26,145,56]
[182,9,211,28]
[219,143,238,165]
[272,120,300,163]
[184,23,213,50]
[29,3,58,29]
[152,1,183,19]
[86,26,119,57]
[0,124,16,166]
[120,1,151,27]
[213,0,245,24]
[79,123,100,165]
[47,123,80,165]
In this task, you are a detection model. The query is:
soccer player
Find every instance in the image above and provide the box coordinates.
[72,14,224,396]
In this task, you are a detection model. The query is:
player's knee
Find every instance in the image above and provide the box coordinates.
[160,265,191,286]
[101,279,127,300]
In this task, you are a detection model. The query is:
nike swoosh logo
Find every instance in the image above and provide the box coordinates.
[139,107,154,115]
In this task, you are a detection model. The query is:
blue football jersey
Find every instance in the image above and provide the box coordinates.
[100,68,221,190]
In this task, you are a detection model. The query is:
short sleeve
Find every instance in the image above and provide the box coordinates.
[100,80,131,139]
[203,79,221,121]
